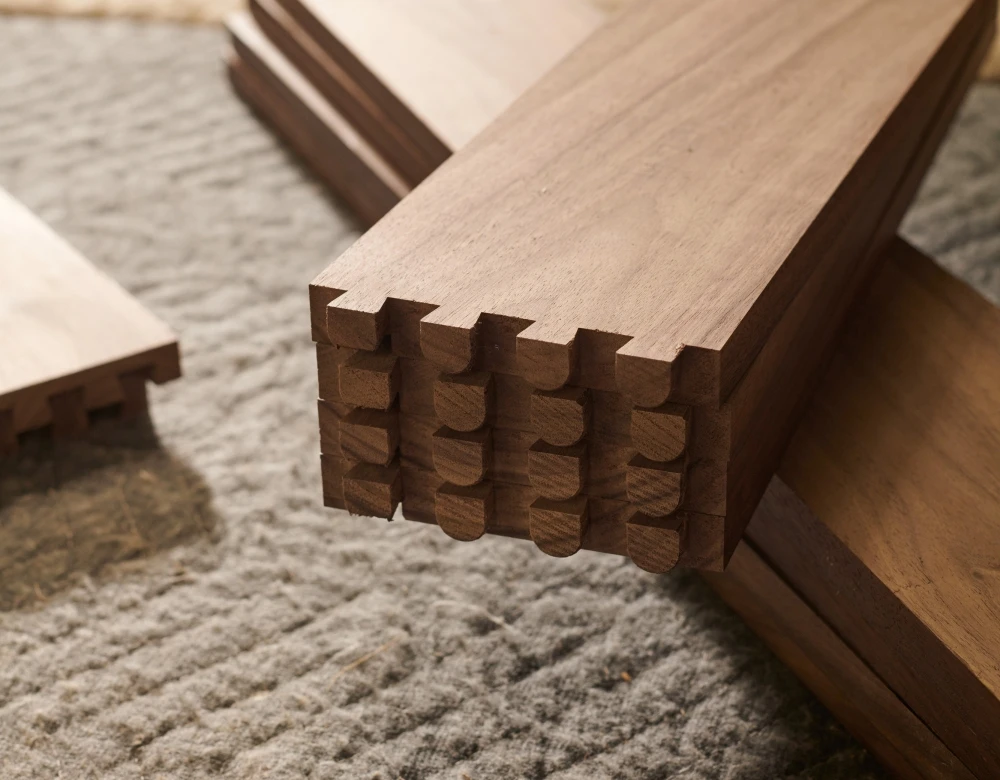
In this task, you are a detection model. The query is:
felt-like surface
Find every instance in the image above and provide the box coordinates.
[0,15,996,779]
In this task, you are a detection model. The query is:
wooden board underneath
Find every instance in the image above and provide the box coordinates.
[0,189,180,453]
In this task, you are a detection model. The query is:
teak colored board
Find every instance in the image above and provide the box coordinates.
[309,0,991,573]
[737,239,1000,780]
[0,188,180,453]
[227,12,408,227]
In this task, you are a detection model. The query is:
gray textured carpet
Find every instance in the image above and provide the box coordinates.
[0,16,998,780]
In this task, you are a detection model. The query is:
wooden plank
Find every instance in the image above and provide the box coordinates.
[0,188,179,449]
[702,542,977,780]
[248,0,433,187]
[271,0,613,168]
[226,12,408,227]
[311,0,990,569]
[745,239,1000,779]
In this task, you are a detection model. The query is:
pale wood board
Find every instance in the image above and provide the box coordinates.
[0,188,180,446]
[313,0,983,405]
[273,0,614,164]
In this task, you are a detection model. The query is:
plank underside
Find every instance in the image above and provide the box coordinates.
[312,0,981,407]
[0,188,180,438]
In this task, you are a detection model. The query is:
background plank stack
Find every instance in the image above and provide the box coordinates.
[0,188,180,455]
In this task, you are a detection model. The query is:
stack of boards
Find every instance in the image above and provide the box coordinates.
[228,0,1000,776]
[0,189,180,455]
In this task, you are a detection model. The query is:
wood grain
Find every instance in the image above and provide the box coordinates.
[272,0,609,165]
[314,0,983,403]
[311,0,989,569]
[0,188,179,450]
[226,12,408,226]
[745,239,1000,779]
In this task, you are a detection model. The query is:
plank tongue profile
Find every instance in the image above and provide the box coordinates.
[516,320,578,390]
[436,482,494,541]
[529,496,589,558]
[419,304,482,373]
[615,339,682,409]
[326,288,389,350]
[0,410,16,455]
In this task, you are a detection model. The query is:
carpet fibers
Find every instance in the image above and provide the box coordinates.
[0,15,998,780]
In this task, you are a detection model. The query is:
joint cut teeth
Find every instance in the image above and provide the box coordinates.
[516,320,578,390]
[434,371,494,432]
[339,408,400,466]
[615,342,681,409]
[527,439,587,500]
[436,482,494,541]
[343,461,401,519]
[339,347,400,410]
[49,388,88,439]
[626,454,685,516]
[432,427,492,486]
[420,305,482,373]
[529,496,589,558]
[626,512,687,573]
[530,386,590,447]
[327,290,389,350]
[631,403,690,462]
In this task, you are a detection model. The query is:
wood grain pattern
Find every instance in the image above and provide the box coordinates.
[745,239,1000,780]
[703,542,978,780]
[0,188,180,450]
[314,0,982,402]
[311,0,988,569]
[272,0,609,162]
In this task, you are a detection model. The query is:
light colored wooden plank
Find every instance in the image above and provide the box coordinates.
[0,188,179,440]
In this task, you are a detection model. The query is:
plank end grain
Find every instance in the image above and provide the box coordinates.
[526,439,587,500]
[433,371,494,432]
[343,461,402,518]
[338,347,400,410]
[530,386,590,446]
[431,426,492,486]
[529,496,589,557]
[436,481,494,541]
[326,289,389,350]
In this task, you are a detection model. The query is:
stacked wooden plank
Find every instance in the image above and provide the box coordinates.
[305,0,991,574]
[0,188,180,454]
[226,0,1000,774]
[225,0,617,224]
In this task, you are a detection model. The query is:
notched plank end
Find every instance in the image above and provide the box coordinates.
[436,481,494,541]
[529,496,589,558]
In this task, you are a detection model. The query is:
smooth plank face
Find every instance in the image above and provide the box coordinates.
[0,188,179,438]
[313,0,981,406]
[749,240,1000,779]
